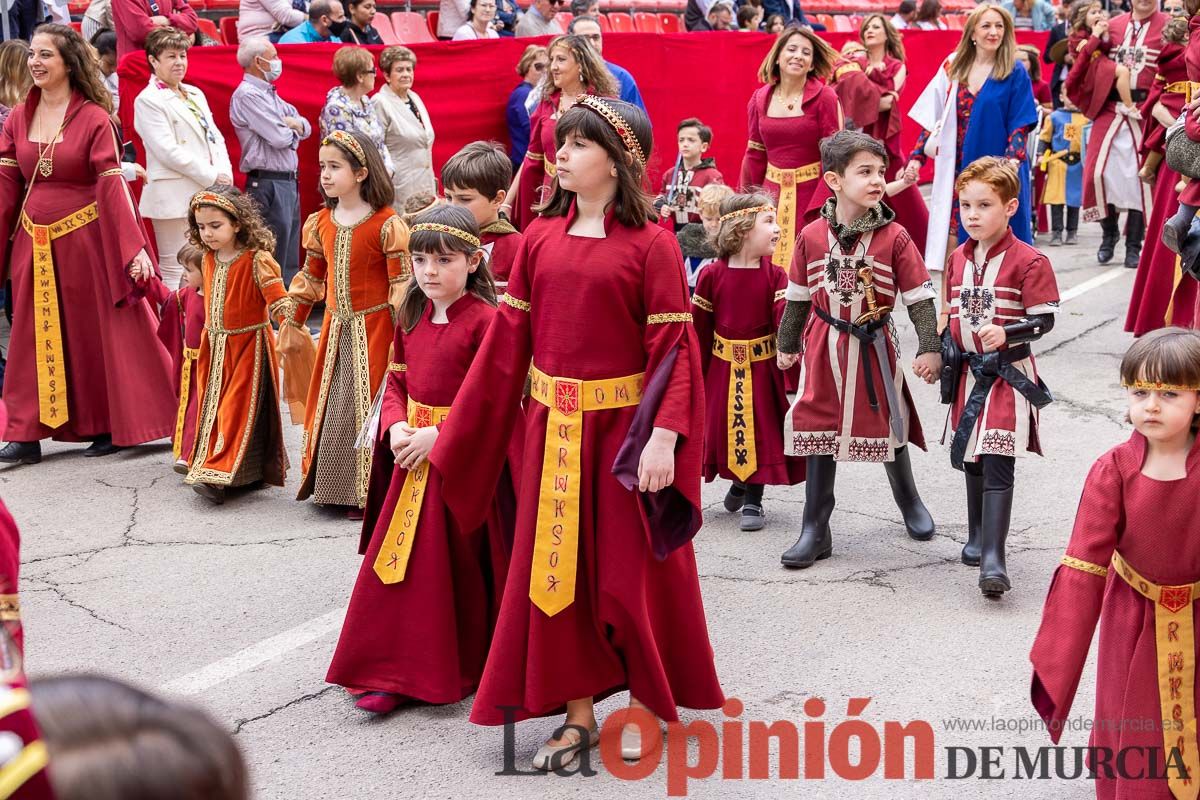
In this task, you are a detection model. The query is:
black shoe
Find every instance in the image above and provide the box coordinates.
[1048,231,1063,247]
[1124,210,1145,269]
[0,441,41,465]
[1097,211,1119,264]
[723,481,746,513]
[883,446,935,541]
[781,456,835,568]
[961,471,984,566]
[740,504,765,531]
[83,435,123,458]
[978,486,1014,597]
[192,483,226,505]
[1163,206,1197,255]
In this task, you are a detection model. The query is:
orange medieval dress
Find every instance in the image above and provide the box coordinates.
[290,206,409,508]
[185,249,291,488]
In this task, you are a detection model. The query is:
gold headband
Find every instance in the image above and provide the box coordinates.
[189,190,238,217]
[322,130,368,166]
[718,204,774,224]
[1122,380,1200,391]
[411,222,481,248]
[574,95,646,167]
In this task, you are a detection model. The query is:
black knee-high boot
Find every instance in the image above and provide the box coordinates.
[781,455,835,568]
[961,470,984,566]
[1097,206,1119,264]
[1124,210,1145,269]
[883,446,935,541]
[979,486,1014,597]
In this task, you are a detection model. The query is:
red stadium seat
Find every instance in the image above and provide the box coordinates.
[814,12,834,28]
[196,17,223,42]
[426,9,440,37]
[67,0,88,14]
[832,14,853,31]
[597,12,613,30]
[633,11,661,31]
[219,15,239,44]
[372,12,401,44]
[204,0,240,11]
[658,12,680,32]
[392,11,437,42]
[607,11,634,31]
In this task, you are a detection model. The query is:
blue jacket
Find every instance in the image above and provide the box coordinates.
[756,0,824,30]
[1000,0,1056,31]
[507,80,535,171]
[278,20,334,43]
[606,61,646,112]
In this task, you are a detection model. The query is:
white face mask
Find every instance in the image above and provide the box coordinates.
[259,56,283,82]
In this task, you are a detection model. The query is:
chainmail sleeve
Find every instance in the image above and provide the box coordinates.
[906,298,941,355]
[778,299,811,355]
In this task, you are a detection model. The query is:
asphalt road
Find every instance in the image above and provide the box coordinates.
[4,224,1144,799]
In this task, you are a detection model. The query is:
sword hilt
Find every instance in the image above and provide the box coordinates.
[855,266,892,326]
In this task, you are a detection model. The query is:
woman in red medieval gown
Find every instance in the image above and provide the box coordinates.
[0,24,176,464]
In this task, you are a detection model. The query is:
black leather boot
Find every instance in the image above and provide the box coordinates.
[0,441,41,465]
[781,456,835,568]
[883,446,935,541]
[978,486,1015,597]
[83,434,123,458]
[1097,209,1119,264]
[723,481,746,512]
[961,471,984,566]
[1124,210,1145,269]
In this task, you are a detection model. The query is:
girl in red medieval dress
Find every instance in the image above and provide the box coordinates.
[430,97,724,769]
[326,205,520,715]
[1031,327,1200,799]
[691,192,805,532]
[503,35,617,230]
[0,24,176,465]
[740,25,844,273]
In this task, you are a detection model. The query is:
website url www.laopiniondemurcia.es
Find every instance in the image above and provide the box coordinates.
[490,699,1197,796]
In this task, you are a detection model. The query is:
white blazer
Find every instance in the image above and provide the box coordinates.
[373,86,436,210]
[134,78,233,220]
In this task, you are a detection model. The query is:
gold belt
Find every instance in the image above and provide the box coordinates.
[766,161,821,269]
[1111,550,1200,797]
[373,398,453,584]
[526,365,643,616]
[1164,81,1200,103]
[174,346,200,461]
[712,333,775,481]
[20,203,99,427]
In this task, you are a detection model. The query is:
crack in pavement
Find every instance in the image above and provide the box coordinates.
[232,686,337,735]
[1038,316,1119,358]
[23,581,133,632]
[1049,392,1125,428]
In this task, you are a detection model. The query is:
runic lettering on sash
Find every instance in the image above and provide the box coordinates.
[21,203,99,428]
[1110,551,1200,799]
[373,399,451,584]
[531,378,582,617]
[711,333,775,481]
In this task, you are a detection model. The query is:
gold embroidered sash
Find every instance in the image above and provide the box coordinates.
[766,161,821,269]
[1164,82,1200,103]
[173,346,200,461]
[372,398,452,584]
[20,203,99,427]
[1111,550,1200,799]
[711,332,776,481]
[527,365,643,617]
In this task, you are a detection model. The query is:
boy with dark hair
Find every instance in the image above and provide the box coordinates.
[656,117,724,231]
[776,130,942,569]
[442,141,523,289]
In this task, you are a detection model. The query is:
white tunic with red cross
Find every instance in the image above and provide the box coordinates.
[943,230,1060,462]
[784,218,937,463]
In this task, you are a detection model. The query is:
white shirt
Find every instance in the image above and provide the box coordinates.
[452,22,499,39]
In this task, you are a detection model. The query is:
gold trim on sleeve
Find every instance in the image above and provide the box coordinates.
[0,158,18,168]
[691,295,714,312]
[387,362,407,372]
[98,167,123,178]
[502,294,531,312]
[647,312,693,324]
[1060,554,1108,578]
[747,141,766,152]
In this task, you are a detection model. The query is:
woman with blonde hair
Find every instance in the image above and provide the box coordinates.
[505,34,617,228]
[906,3,1038,273]
[0,39,33,127]
[739,25,842,270]
[373,45,435,209]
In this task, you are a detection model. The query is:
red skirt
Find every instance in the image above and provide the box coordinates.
[1126,163,1197,335]
[469,403,724,725]
[326,460,511,703]
[702,355,805,485]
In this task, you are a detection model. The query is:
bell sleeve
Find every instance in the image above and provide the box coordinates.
[89,106,152,307]
[288,212,328,326]
[380,213,411,312]
[0,114,24,284]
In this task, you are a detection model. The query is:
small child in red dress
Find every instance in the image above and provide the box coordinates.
[940,157,1058,597]
[776,130,942,570]
[326,205,519,715]
[1031,328,1200,799]
[441,141,524,291]
[692,192,805,531]
[656,117,724,232]
[160,243,206,474]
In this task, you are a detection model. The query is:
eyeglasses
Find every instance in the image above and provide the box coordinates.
[549,0,564,6]
[532,62,547,70]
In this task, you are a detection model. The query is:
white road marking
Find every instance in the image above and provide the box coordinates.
[1060,266,1129,303]
[159,264,1133,697]
[162,605,347,696]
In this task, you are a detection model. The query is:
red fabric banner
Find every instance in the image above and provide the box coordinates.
[118,30,1047,223]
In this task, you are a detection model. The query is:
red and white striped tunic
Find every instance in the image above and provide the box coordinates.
[944,230,1059,462]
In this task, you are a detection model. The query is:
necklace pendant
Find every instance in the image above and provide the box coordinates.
[37,157,52,178]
